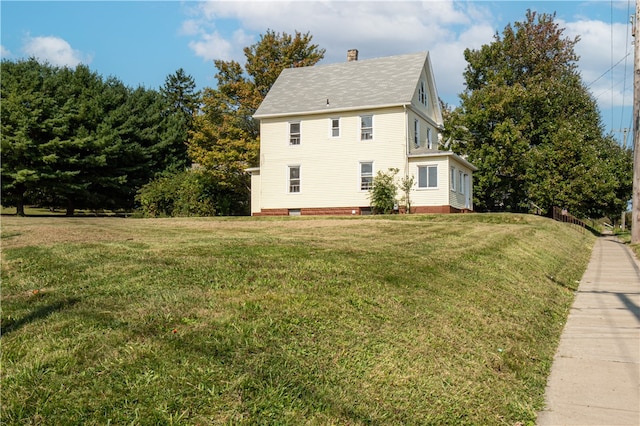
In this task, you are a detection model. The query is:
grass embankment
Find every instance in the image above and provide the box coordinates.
[1,214,593,425]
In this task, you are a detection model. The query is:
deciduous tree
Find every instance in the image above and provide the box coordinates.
[188,30,325,214]
[445,10,632,218]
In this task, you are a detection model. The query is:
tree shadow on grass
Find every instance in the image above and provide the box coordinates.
[1,297,81,337]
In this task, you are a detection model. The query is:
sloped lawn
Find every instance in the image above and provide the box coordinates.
[1,214,593,425]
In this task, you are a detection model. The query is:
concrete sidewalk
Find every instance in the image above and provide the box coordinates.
[537,234,640,425]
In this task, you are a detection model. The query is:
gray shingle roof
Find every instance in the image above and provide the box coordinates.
[254,51,429,118]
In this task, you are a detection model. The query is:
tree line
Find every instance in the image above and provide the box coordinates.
[445,11,632,219]
[1,61,199,216]
[1,12,633,219]
[1,30,323,216]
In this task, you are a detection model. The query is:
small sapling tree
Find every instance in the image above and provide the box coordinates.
[399,174,415,213]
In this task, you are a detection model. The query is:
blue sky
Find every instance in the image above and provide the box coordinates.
[1,1,636,145]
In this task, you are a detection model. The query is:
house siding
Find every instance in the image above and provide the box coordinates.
[408,157,450,207]
[258,107,407,211]
[250,51,475,216]
[448,158,474,211]
[249,170,261,215]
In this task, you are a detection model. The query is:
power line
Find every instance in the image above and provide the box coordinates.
[612,0,615,130]
[620,0,633,130]
[586,52,632,89]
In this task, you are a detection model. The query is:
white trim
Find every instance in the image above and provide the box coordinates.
[406,104,443,130]
[407,150,478,171]
[254,102,409,119]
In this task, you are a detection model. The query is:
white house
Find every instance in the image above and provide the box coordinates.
[248,50,476,216]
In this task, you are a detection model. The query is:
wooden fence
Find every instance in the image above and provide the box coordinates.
[552,206,586,233]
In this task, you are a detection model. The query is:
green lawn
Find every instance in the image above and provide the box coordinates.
[1,214,593,425]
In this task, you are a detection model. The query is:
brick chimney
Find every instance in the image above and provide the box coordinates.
[347,49,358,62]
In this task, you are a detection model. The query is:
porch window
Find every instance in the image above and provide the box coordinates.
[450,167,456,191]
[418,165,438,188]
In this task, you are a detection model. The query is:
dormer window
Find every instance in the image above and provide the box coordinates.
[419,80,428,107]
[289,122,300,145]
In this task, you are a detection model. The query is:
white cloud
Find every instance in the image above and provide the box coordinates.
[562,19,634,109]
[182,0,633,119]
[430,23,496,103]
[180,19,203,37]
[188,31,235,61]
[1,45,11,58]
[184,0,496,100]
[22,35,91,67]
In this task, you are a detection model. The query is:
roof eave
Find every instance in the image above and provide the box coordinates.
[253,102,410,120]
[408,151,478,171]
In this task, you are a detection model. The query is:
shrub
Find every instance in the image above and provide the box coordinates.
[369,168,399,214]
[136,170,217,217]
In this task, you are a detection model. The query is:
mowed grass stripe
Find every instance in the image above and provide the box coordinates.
[1,214,592,425]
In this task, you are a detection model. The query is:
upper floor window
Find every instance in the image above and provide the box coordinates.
[289,122,300,145]
[289,166,300,193]
[418,165,438,188]
[360,115,373,140]
[427,127,433,149]
[360,162,373,190]
[414,119,420,148]
[331,118,340,137]
[419,80,428,107]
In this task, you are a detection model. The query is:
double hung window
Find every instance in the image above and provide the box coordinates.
[331,118,340,137]
[360,115,373,140]
[289,122,300,145]
[414,119,420,148]
[289,166,300,193]
[360,162,373,190]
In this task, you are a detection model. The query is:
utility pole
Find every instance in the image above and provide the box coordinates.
[632,0,640,243]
